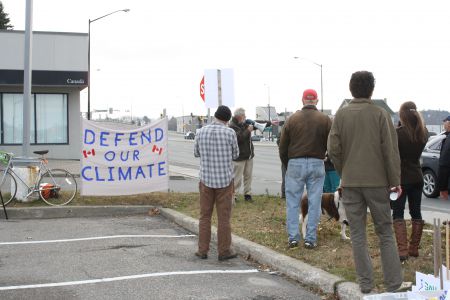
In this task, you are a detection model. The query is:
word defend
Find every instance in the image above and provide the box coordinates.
[80,118,169,196]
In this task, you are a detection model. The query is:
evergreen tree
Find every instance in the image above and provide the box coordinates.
[0,1,13,29]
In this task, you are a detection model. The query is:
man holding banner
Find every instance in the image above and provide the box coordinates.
[194,105,239,261]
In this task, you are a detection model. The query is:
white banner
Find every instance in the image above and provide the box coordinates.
[80,118,169,196]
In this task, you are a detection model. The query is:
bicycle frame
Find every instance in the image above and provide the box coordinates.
[1,156,51,199]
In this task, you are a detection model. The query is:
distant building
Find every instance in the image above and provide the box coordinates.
[175,115,207,133]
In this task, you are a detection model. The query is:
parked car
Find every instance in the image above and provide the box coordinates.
[251,135,263,141]
[184,131,195,140]
[421,133,446,198]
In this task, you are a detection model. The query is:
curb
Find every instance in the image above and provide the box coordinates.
[0,206,364,299]
[160,208,363,300]
[0,205,154,219]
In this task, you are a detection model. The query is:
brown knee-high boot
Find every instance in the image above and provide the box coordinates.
[393,219,409,261]
[409,219,424,257]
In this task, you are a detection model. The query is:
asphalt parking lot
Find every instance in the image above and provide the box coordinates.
[0,215,320,300]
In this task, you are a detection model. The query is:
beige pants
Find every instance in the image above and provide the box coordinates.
[233,159,253,199]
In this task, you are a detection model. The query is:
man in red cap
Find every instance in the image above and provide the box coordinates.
[279,89,331,250]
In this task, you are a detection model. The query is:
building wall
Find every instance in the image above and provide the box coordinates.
[0,87,81,159]
[0,30,87,71]
[0,30,87,159]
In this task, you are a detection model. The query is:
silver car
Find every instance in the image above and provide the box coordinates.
[420,133,446,198]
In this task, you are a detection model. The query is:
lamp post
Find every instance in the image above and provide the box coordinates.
[293,57,323,112]
[88,9,130,120]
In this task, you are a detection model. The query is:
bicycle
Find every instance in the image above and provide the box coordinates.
[0,150,77,206]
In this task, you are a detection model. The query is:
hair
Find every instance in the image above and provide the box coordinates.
[234,107,246,117]
[398,101,427,143]
[349,71,375,98]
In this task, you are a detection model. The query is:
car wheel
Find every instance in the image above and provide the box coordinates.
[423,169,439,198]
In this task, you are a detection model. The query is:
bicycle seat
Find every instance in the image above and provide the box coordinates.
[33,150,49,155]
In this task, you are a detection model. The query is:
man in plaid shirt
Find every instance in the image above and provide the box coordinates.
[194,105,239,261]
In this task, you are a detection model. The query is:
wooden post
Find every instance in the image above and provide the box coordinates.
[446,220,449,280]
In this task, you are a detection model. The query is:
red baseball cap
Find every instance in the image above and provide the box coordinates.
[302,89,318,101]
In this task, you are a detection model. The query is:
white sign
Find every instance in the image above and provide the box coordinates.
[204,68,235,109]
[80,118,169,196]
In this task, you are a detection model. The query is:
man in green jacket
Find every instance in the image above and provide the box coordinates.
[327,71,403,294]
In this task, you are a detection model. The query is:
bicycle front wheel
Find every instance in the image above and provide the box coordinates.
[39,169,77,206]
[0,169,17,206]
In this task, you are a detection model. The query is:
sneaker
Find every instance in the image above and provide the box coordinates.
[195,252,207,259]
[218,252,238,261]
[244,194,253,202]
[288,240,299,248]
[304,241,317,249]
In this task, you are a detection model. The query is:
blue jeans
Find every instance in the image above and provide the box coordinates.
[285,157,325,243]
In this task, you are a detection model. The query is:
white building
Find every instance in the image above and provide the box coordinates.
[0,30,88,159]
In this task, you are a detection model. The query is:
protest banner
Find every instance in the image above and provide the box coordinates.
[80,118,168,196]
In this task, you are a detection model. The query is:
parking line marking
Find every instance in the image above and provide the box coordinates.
[0,234,196,245]
[0,269,259,291]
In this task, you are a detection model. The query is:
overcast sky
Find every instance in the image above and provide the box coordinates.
[2,0,450,119]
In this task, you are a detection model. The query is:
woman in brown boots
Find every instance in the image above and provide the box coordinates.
[392,101,428,261]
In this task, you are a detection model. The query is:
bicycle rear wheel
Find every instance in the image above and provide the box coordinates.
[39,168,77,206]
[0,169,17,206]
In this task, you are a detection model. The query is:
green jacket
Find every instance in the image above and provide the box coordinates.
[327,98,400,188]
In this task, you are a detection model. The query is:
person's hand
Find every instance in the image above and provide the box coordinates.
[248,125,254,132]
[390,185,402,199]
[441,190,449,200]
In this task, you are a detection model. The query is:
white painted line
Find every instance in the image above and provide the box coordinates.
[0,234,196,245]
[0,269,259,291]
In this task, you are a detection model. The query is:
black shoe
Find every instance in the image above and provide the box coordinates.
[218,252,238,261]
[244,194,253,202]
[288,240,299,249]
[360,287,372,294]
[195,252,207,259]
[304,241,317,249]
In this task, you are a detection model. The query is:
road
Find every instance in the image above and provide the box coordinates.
[168,132,284,197]
[167,132,450,220]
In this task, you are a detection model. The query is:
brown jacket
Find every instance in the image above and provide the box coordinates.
[279,105,331,166]
[327,98,400,188]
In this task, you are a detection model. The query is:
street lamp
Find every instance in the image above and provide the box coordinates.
[293,57,323,112]
[88,9,130,120]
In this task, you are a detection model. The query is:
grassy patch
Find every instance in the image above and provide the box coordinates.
[6,192,437,293]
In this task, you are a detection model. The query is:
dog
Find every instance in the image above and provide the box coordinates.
[299,188,349,240]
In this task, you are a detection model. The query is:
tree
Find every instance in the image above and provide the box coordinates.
[0,1,13,29]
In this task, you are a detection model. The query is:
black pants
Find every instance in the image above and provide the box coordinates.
[391,182,423,220]
[438,166,450,191]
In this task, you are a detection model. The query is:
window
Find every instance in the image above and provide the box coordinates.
[1,93,68,144]
[36,94,68,143]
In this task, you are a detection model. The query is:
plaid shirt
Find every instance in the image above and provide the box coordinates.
[194,120,239,188]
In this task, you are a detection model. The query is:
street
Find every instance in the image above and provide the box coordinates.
[168,132,450,223]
